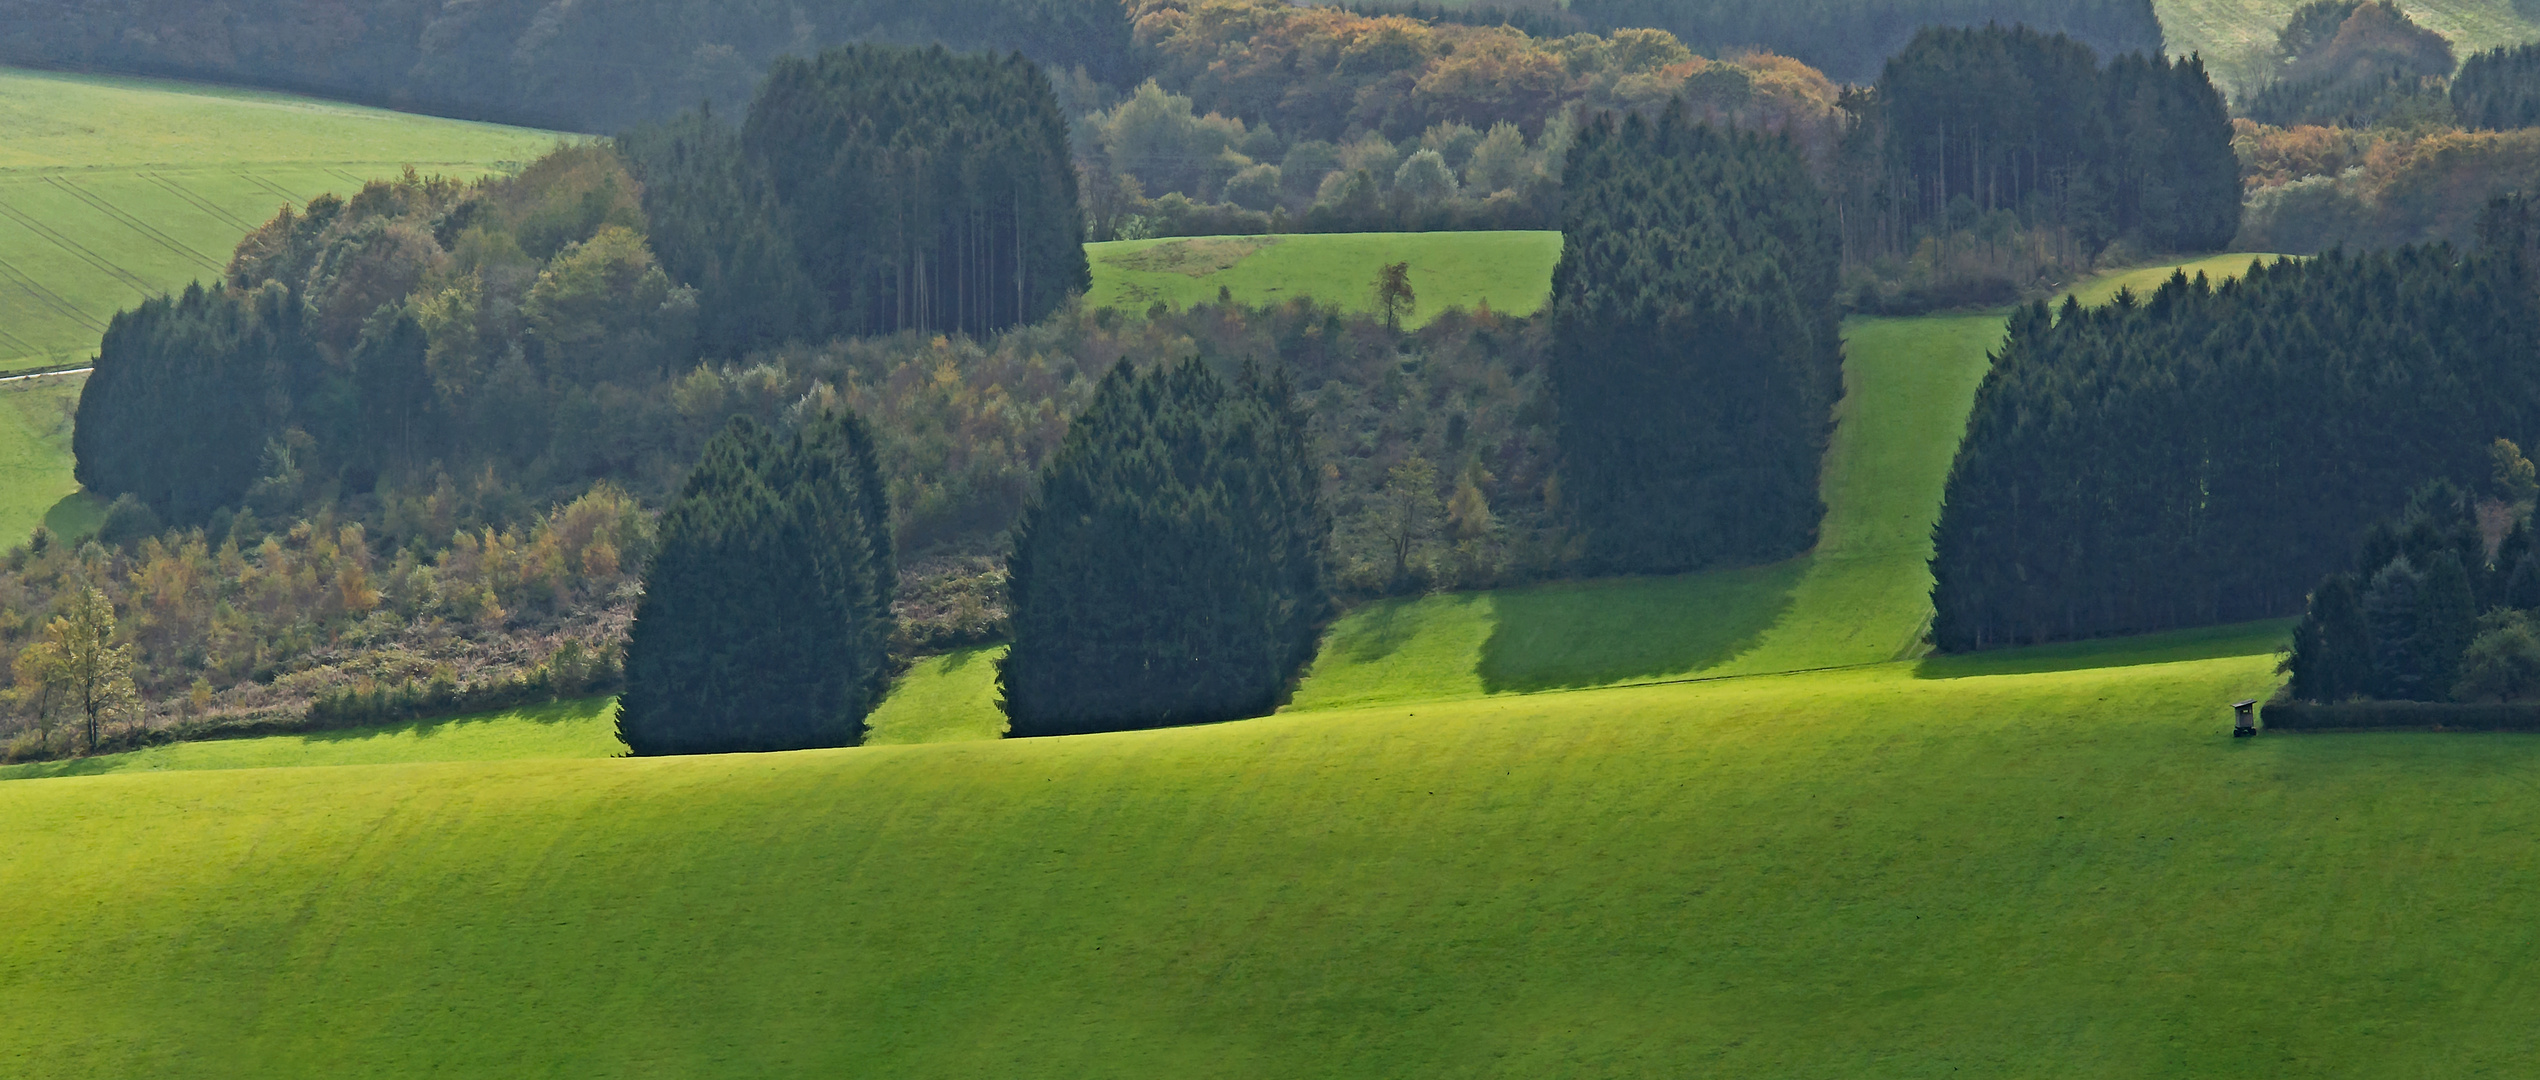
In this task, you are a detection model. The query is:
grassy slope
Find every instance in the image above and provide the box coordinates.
[19,254,2511,1075]
[0,66,561,373]
[0,697,622,780]
[1083,231,1562,327]
[31,650,2540,1077]
[2160,0,2540,92]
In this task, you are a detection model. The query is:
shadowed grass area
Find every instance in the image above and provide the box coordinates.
[0,696,621,779]
[1916,618,2296,680]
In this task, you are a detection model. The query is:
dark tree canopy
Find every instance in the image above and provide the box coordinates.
[0,0,1140,133]
[75,282,304,521]
[1866,25,2241,254]
[999,359,1329,737]
[625,45,1091,350]
[2453,43,2540,130]
[1550,105,1843,575]
[2285,482,2499,703]
[1569,0,2161,84]
[619,411,895,755]
[1930,235,2540,652]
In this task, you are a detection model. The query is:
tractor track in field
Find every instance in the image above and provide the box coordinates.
[139,173,257,231]
[0,193,155,297]
[41,176,226,273]
[0,254,104,333]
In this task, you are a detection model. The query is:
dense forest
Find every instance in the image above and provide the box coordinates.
[1928,228,2540,650]
[623,46,1088,351]
[1833,24,2240,309]
[2279,477,2540,705]
[1551,105,1841,574]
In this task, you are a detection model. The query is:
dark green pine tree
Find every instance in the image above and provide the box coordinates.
[999,358,1329,737]
[619,410,896,755]
[1549,102,1843,575]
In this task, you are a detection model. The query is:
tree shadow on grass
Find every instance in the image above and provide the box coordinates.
[41,490,103,541]
[1477,560,1804,693]
[1912,619,2295,680]
[0,696,616,780]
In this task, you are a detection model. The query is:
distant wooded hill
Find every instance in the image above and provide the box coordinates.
[0,0,1139,132]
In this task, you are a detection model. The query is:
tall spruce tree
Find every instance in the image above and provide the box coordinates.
[999,358,1328,736]
[1549,103,1843,574]
[619,411,895,755]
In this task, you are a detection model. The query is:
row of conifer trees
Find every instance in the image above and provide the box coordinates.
[620,359,1333,751]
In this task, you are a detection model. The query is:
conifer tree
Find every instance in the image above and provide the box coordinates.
[619,410,896,755]
[999,358,1328,736]
[1549,103,1842,574]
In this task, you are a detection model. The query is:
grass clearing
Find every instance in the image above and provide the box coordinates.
[0,696,622,779]
[1083,230,1561,326]
[0,65,564,373]
[865,646,1008,744]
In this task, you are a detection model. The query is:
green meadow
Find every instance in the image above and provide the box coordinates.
[19,255,2515,1076]
[1083,230,1562,326]
[0,65,563,373]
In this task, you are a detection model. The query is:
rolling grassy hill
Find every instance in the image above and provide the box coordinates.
[2158,0,2540,93]
[22,254,2510,1075]
[1083,231,1563,327]
[0,66,563,374]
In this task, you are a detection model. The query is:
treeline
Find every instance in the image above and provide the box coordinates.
[1568,0,2162,84]
[624,46,1087,351]
[1929,236,2540,651]
[1837,24,2239,309]
[2281,475,2540,704]
[0,0,1139,132]
[1552,105,1841,573]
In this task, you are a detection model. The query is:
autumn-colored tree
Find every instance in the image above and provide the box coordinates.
[1375,262,1416,331]
[23,586,139,753]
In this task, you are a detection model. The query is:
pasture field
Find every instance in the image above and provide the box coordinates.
[0,65,563,373]
[27,645,2540,1076]
[15,253,2509,1074]
[1082,230,1562,326]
